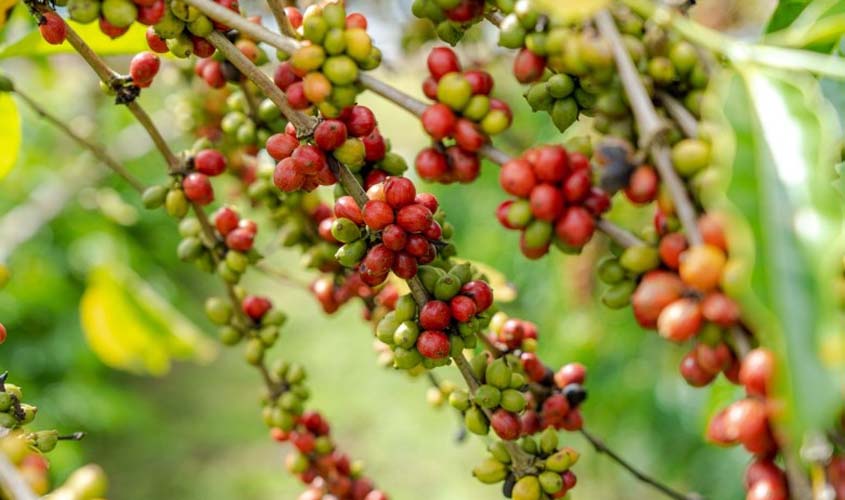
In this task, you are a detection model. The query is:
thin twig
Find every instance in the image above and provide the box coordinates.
[596,219,646,248]
[239,81,261,123]
[266,0,297,38]
[579,428,703,500]
[595,10,702,245]
[656,91,698,138]
[57,432,86,441]
[14,88,145,192]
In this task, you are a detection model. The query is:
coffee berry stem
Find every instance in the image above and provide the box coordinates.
[655,91,699,139]
[594,10,703,246]
[265,0,297,38]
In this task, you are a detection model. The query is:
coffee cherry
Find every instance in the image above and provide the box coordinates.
[182,172,214,205]
[698,213,728,251]
[658,232,687,269]
[421,103,456,140]
[500,159,537,197]
[529,184,564,222]
[554,207,594,247]
[363,200,394,230]
[445,146,481,183]
[314,119,348,150]
[450,295,477,323]
[700,292,740,327]
[417,331,450,359]
[631,271,685,328]
[427,47,461,80]
[453,119,486,152]
[739,348,774,397]
[437,73,473,111]
[292,145,327,175]
[418,300,450,330]
[415,148,449,181]
[0,322,6,344]
[242,295,272,320]
[194,149,226,176]
[491,409,521,440]
[392,252,418,279]
[129,51,160,85]
[384,177,416,209]
[657,297,702,342]
[226,227,255,252]
[396,204,433,233]
[344,105,377,137]
[39,12,67,45]
[146,27,169,53]
[679,244,727,292]
[624,165,659,204]
[213,206,239,236]
[460,280,493,312]
[274,157,306,192]
[680,352,716,387]
[513,48,545,83]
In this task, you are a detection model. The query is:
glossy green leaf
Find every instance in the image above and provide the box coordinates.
[707,67,843,443]
[0,92,20,179]
[765,0,845,51]
[0,21,148,59]
[80,263,217,376]
[766,0,813,33]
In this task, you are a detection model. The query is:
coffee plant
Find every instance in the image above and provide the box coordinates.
[0,0,843,498]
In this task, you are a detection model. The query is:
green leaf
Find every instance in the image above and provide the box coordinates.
[707,67,843,443]
[80,263,217,376]
[0,21,148,59]
[765,0,813,33]
[0,92,20,179]
[764,0,845,51]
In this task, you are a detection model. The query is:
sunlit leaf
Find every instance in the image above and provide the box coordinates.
[0,21,148,59]
[765,0,845,51]
[0,92,20,179]
[706,67,844,444]
[766,0,813,33]
[531,0,609,24]
[80,263,216,376]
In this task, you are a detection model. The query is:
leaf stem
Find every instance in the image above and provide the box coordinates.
[655,91,698,138]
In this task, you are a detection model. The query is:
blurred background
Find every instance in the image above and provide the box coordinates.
[0,0,781,498]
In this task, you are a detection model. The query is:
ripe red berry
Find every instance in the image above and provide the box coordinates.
[226,227,255,251]
[679,352,716,387]
[657,297,703,342]
[554,207,595,247]
[137,0,165,25]
[145,27,168,53]
[533,146,568,182]
[0,322,6,344]
[542,393,571,421]
[191,36,215,58]
[384,177,416,209]
[496,201,516,229]
[213,206,239,236]
[445,0,483,22]
[498,319,525,350]
[314,119,348,151]
[39,12,66,45]
[266,133,299,160]
[420,301,452,330]
[659,232,688,269]
[563,170,591,203]
[414,193,439,213]
[362,129,386,161]
[284,6,302,28]
[392,252,418,279]
[334,196,363,225]
[421,104,456,141]
[416,331,450,359]
[554,362,587,388]
[513,48,546,83]
[285,82,309,109]
[423,221,442,240]
[520,352,546,382]
[529,184,564,222]
[403,234,429,258]
[464,69,494,95]
[453,119,486,152]
[422,76,439,100]
[363,244,396,275]
[182,173,214,205]
[344,106,377,137]
[700,292,740,327]
[460,280,493,312]
[583,187,611,215]
[99,18,128,39]
[500,159,537,197]
[365,169,388,189]
[363,200,395,230]
[427,47,461,80]
[491,409,521,440]
[274,61,299,90]
[631,271,685,328]
[746,477,787,500]
[445,146,480,184]
[396,204,433,234]
[450,295,477,323]
[345,12,367,29]
[561,409,583,431]
[242,295,272,320]
[381,224,408,251]
[201,61,225,88]
[739,348,775,397]
[415,148,449,181]
[291,431,316,453]
[194,149,226,176]
[625,165,659,204]
[274,157,306,192]
[292,145,326,175]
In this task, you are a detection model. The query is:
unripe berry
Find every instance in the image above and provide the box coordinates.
[679,244,727,292]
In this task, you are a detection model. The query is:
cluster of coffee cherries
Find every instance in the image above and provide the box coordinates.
[147,0,235,56]
[496,144,610,259]
[450,354,528,440]
[706,348,788,500]
[206,293,287,363]
[410,0,490,45]
[473,428,579,500]
[191,26,270,87]
[374,263,493,370]
[217,89,289,151]
[416,47,512,184]
[332,178,449,283]
[0,379,36,431]
[281,2,380,117]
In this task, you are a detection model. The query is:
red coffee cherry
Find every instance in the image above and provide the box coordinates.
[292,145,326,175]
[415,148,449,181]
[453,119,486,152]
[624,165,659,204]
[554,207,595,247]
[421,104,456,140]
[39,12,67,45]
[542,393,571,422]
[344,106,377,137]
[414,193,439,213]
[698,213,728,251]
[363,244,396,276]
[404,234,430,258]
[345,12,367,29]
[657,297,703,342]
[99,18,128,39]
[146,26,168,53]
[745,459,786,490]
[381,224,408,251]
[520,352,546,382]
[739,348,775,397]
[274,157,306,192]
[416,331,450,359]
[500,159,537,197]
[334,196,363,225]
[138,1,165,26]
[445,0,483,22]
[679,352,716,387]
[460,280,493,312]
[658,232,688,269]
[423,221,443,240]
[491,409,521,440]
[213,206,240,236]
[631,271,685,328]
[314,119,348,151]
[274,61,299,90]
[700,292,740,327]
[445,146,480,184]
[464,69,493,95]
[392,252,418,279]
[427,47,461,81]
[285,82,309,109]
[396,204,433,233]
[194,149,226,176]
[498,319,525,350]
[583,187,611,215]
[384,177,416,209]
[746,477,787,500]
[533,146,568,182]
[450,295,477,323]
[362,129,386,161]
[554,362,587,388]
[363,200,395,230]
[420,300,452,330]
[291,431,316,453]
[242,295,272,321]
[226,227,255,252]
[0,322,6,344]
[284,6,302,28]
[562,170,591,203]
[513,48,546,83]
[182,173,214,205]
[529,184,564,221]
[191,37,215,58]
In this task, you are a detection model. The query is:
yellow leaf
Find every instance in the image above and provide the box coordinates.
[532,0,610,24]
[80,264,216,376]
[0,92,20,180]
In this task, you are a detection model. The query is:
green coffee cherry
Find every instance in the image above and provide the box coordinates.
[500,389,526,413]
[323,56,358,86]
[540,427,559,454]
[33,430,59,453]
[434,274,461,300]
[177,237,203,261]
[539,471,563,494]
[393,347,422,370]
[619,245,660,274]
[333,138,366,170]
[671,138,711,177]
[597,257,626,284]
[0,392,11,412]
[472,458,507,484]
[498,14,526,49]
[449,390,470,411]
[394,295,417,322]
[68,0,101,23]
[205,297,233,325]
[336,239,368,267]
[393,321,420,349]
[20,404,37,424]
[489,441,512,464]
[331,217,362,243]
[219,326,242,345]
[165,189,189,218]
[464,406,489,435]
[601,280,636,309]
[551,98,578,132]
[245,339,264,365]
[142,185,168,209]
[485,358,512,389]
[512,475,541,500]
[102,0,137,27]
[437,73,473,111]
[545,447,579,472]
[474,384,501,409]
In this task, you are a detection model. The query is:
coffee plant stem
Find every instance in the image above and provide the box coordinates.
[12,87,146,193]
[578,428,702,500]
[265,0,297,38]
[205,31,317,135]
[655,91,699,139]
[596,219,645,248]
[238,82,261,123]
[595,10,703,246]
